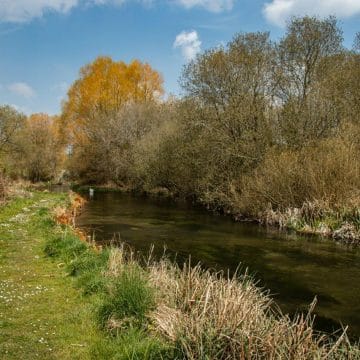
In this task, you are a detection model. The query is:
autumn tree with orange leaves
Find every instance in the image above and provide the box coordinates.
[61,56,164,183]
[61,56,163,143]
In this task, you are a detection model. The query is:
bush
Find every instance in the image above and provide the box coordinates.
[239,134,360,215]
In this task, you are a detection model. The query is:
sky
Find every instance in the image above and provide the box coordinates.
[0,0,359,115]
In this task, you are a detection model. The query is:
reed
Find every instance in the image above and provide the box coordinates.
[106,246,360,359]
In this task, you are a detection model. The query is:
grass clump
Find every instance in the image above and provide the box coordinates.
[44,232,87,260]
[71,249,110,295]
[96,263,155,331]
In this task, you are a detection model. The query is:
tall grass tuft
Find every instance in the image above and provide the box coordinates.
[96,262,155,332]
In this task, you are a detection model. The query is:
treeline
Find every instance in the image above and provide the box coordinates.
[1,16,359,237]
[0,108,64,182]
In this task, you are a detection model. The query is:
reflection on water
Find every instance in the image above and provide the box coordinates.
[76,192,360,339]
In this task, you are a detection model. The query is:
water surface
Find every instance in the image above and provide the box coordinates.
[76,192,360,339]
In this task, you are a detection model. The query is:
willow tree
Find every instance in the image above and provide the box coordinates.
[177,32,275,207]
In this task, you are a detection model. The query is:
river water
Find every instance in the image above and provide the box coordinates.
[76,191,360,339]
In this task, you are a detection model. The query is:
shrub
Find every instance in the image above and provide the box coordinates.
[239,135,360,215]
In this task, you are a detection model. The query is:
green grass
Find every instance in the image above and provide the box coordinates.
[2,190,358,359]
[96,264,155,331]
[90,328,174,360]
[0,192,103,359]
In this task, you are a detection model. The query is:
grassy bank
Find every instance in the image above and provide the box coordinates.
[0,190,103,359]
[258,201,360,245]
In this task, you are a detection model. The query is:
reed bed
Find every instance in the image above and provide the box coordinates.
[104,245,360,359]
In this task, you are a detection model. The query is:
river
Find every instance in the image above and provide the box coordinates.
[76,191,360,339]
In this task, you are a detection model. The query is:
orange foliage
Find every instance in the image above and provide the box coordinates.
[26,113,63,148]
[54,193,85,226]
[61,56,163,145]
[53,193,101,249]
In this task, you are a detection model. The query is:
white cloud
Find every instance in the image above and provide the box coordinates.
[8,82,36,99]
[91,0,126,5]
[174,30,201,61]
[0,0,132,23]
[0,0,233,23]
[0,0,79,23]
[176,0,233,12]
[263,0,360,27]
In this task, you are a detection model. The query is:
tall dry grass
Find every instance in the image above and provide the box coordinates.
[107,246,359,359]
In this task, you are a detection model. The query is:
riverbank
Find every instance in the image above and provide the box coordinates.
[258,202,360,245]
[73,184,360,246]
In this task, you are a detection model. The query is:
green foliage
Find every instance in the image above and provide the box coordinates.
[44,233,87,260]
[96,264,155,330]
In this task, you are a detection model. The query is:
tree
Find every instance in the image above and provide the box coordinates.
[62,57,163,141]
[60,57,164,183]
[275,16,343,103]
[66,102,163,184]
[274,16,344,145]
[16,113,64,182]
[182,32,273,136]
[182,32,274,164]
[0,105,25,154]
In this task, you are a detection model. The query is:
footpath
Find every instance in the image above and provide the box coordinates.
[0,192,99,359]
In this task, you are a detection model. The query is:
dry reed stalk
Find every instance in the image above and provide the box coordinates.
[101,244,359,359]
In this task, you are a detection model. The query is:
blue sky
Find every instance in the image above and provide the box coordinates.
[0,0,359,115]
